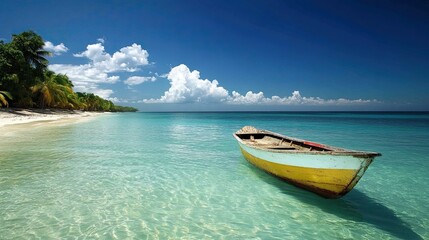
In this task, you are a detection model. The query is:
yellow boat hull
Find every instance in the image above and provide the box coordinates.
[240,146,371,198]
[233,126,380,198]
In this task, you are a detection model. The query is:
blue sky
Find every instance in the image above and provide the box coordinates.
[1,0,428,111]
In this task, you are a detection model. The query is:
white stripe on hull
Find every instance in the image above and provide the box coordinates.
[239,142,368,170]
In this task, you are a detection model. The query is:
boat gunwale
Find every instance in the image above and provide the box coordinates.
[233,129,381,158]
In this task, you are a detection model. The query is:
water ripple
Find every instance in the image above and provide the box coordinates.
[1,112,428,239]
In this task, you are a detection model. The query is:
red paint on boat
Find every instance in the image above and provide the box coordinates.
[304,141,325,149]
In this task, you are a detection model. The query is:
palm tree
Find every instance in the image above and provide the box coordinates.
[0,90,12,107]
[11,31,50,72]
[0,31,51,107]
[31,71,73,108]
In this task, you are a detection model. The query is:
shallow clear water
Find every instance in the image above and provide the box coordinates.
[1,112,428,239]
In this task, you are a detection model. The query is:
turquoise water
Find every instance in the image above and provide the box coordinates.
[1,112,428,239]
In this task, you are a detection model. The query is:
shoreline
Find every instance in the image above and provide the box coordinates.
[0,108,105,129]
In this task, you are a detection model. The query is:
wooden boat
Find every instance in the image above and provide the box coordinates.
[233,126,381,198]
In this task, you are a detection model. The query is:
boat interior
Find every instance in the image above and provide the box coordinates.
[236,133,332,152]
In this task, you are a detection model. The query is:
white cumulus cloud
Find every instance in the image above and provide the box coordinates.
[73,43,149,72]
[229,91,265,104]
[143,64,377,106]
[92,89,114,99]
[49,41,150,98]
[144,64,229,103]
[228,90,374,105]
[124,76,156,86]
[43,41,68,55]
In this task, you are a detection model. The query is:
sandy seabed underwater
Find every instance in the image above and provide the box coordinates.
[1,112,428,239]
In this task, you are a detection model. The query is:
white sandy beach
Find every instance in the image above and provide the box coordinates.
[0,109,104,128]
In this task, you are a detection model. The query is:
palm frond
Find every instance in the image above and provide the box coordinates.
[0,90,13,107]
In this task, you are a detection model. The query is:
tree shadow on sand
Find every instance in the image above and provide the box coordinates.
[245,164,423,240]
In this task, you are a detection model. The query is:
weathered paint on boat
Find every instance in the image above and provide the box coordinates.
[233,126,381,198]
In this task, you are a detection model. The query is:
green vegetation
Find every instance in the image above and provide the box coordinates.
[0,31,137,112]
